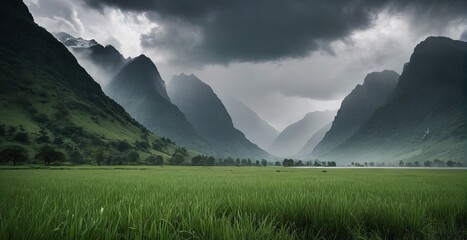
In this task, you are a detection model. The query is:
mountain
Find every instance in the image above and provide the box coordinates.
[54,32,98,48]
[167,74,271,159]
[106,55,209,151]
[54,32,127,84]
[221,97,279,150]
[0,0,181,163]
[326,37,467,164]
[268,110,337,157]
[294,122,332,158]
[312,70,400,156]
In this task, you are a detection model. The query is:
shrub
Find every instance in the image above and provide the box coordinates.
[35,135,50,143]
[147,155,164,165]
[0,124,5,136]
[135,140,149,150]
[53,137,64,145]
[33,114,50,123]
[13,132,29,143]
[114,141,131,152]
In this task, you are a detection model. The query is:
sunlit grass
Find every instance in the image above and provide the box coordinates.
[0,167,465,239]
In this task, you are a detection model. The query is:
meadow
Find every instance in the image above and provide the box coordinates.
[0,166,465,239]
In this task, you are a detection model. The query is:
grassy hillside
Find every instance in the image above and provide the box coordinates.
[0,0,187,165]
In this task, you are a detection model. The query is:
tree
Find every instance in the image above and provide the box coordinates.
[424,160,432,167]
[446,160,456,167]
[69,150,84,165]
[0,145,28,166]
[399,160,404,167]
[433,159,445,167]
[328,161,337,167]
[275,161,281,166]
[127,151,140,164]
[241,159,248,166]
[94,150,105,166]
[261,159,268,166]
[35,146,66,166]
[282,159,293,167]
[147,155,163,165]
[170,153,185,165]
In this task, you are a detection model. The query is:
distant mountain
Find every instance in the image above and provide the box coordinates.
[54,32,98,48]
[326,37,467,164]
[54,32,128,84]
[167,74,271,159]
[106,56,209,151]
[0,0,181,162]
[294,122,332,158]
[268,110,336,157]
[222,97,278,150]
[312,70,400,156]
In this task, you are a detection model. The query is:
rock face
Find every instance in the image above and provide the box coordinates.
[106,56,208,151]
[325,37,467,164]
[167,74,271,159]
[268,110,337,157]
[222,97,279,150]
[312,70,400,156]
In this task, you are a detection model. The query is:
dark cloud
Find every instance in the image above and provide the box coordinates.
[82,0,467,65]
[27,0,84,35]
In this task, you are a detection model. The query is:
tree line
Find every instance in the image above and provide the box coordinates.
[279,159,337,167]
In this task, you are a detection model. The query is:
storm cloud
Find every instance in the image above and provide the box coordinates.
[25,0,467,129]
[81,0,467,65]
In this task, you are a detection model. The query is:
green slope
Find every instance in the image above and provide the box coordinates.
[0,0,185,164]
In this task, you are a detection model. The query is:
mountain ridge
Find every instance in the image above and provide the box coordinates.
[221,96,279,150]
[167,74,272,159]
[324,37,467,163]
[312,70,400,156]
[268,110,337,157]
[0,0,182,163]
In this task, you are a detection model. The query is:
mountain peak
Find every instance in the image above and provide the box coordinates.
[175,73,199,80]
[362,70,399,87]
[413,36,467,56]
[54,32,99,48]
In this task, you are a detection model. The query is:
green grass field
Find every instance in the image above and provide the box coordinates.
[0,167,465,239]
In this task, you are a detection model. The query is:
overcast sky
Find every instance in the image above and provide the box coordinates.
[25,0,467,130]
